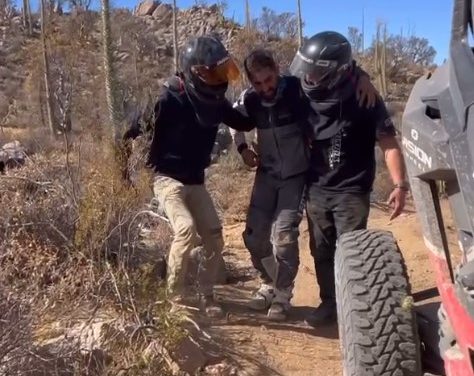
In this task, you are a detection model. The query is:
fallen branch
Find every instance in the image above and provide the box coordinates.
[182,316,212,340]
[0,175,52,187]
[0,221,73,249]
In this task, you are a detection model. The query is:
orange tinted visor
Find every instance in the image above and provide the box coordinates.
[191,56,240,86]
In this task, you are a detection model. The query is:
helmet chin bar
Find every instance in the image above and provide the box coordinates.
[187,74,228,105]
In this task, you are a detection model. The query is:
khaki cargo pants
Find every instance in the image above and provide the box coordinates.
[153,175,224,298]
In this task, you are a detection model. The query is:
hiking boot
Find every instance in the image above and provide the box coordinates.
[267,301,289,321]
[248,283,274,311]
[200,295,224,318]
[305,300,337,327]
[267,287,292,322]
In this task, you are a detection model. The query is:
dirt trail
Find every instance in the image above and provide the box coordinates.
[205,201,459,376]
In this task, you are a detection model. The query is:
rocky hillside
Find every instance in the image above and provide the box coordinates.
[0,10,32,125]
[0,1,247,132]
[0,0,430,135]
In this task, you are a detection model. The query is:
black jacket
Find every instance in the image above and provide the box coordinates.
[123,76,253,184]
[233,75,312,179]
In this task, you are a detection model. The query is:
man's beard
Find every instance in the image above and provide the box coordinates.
[260,88,276,100]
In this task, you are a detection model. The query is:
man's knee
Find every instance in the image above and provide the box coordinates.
[242,225,272,258]
[273,229,299,266]
[175,221,198,244]
[202,227,224,253]
[272,228,299,248]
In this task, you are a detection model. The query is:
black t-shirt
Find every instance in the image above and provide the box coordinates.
[308,93,396,193]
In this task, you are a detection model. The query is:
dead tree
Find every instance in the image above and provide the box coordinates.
[53,68,72,134]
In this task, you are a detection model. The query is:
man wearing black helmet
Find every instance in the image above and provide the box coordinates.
[123,35,254,317]
[289,31,408,326]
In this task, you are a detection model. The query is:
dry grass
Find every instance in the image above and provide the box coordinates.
[0,130,185,374]
[207,148,254,225]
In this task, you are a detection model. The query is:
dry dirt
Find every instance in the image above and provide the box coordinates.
[202,199,460,376]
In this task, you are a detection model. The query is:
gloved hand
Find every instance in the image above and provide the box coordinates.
[241,148,259,168]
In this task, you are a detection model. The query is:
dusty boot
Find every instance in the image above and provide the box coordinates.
[200,295,224,318]
[248,283,275,311]
[267,287,292,322]
[305,300,337,327]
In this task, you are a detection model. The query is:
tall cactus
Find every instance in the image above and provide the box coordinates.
[40,0,57,136]
[22,0,27,29]
[296,0,303,47]
[245,0,251,32]
[374,22,387,98]
[27,0,32,35]
[100,0,121,142]
[21,0,32,35]
[172,0,178,72]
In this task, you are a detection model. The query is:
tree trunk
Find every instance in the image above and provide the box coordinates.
[172,0,178,73]
[100,0,121,143]
[296,0,303,47]
[40,0,57,137]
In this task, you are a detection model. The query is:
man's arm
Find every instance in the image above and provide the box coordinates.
[372,100,408,220]
[378,135,407,188]
[229,89,252,153]
[121,97,164,183]
[222,95,255,133]
[378,134,408,220]
[227,90,259,167]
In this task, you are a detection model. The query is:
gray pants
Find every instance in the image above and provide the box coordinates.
[243,170,306,290]
[306,187,370,303]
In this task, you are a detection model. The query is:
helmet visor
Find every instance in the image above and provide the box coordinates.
[289,51,338,86]
[191,56,240,86]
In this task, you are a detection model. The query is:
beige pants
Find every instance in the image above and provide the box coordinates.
[153,175,224,298]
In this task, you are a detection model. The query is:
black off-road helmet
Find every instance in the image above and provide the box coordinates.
[290,31,352,91]
[180,35,240,104]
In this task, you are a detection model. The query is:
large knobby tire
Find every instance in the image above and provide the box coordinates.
[335,229,422,376]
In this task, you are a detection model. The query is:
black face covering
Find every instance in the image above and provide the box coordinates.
[184,77,229,128]
[303,70,356,140]
[301,68,352,103]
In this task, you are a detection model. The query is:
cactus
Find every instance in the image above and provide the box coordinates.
[40,0,57,136]
[172,0,179,73]
[245,0,251,32]
[374,22,388,98]
[100,0,122,142]
[296,0,303,47]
